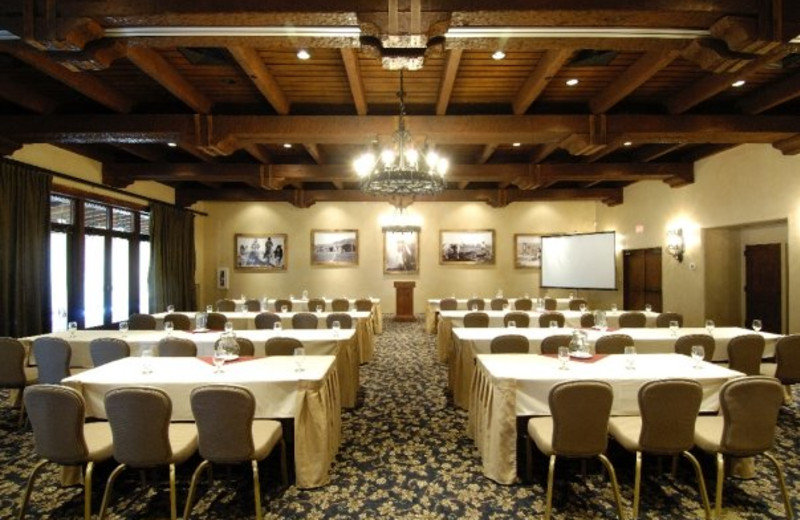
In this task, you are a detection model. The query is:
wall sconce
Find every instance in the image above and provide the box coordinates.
[666,228,685,262]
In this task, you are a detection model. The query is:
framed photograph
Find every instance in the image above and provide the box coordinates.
[383,227,420,274]
[440,229,495,265]
[234,233,287,271]
[514,234,542,268]
[216,267,229,289]
[311,229,359,267]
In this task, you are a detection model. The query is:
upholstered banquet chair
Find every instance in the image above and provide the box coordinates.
[674,334,716,362]
[331,298,350,312]
[215,299,236,312]
[254,312,281,330]
[725,334,765,376]
[514,298,533,311]
[761,334,800,402]
[243,299,261,312]
[503,311,530,328]
[292,312,319,330]
[205,312,227,331]
[274,299,292,312]
[608,379,711,520]
[164,313,191,331]
[158,337,197,357]
[594,333,634,355]
[32,336,72,384]
[307,298,326,313]
[127,313,157,330]
[543,297,557,311]
[489,334,529,354]
[694,377,792,519]
[89,338,130,367]
[490,297,508,310]
[463,312,489,328]
[618,311,647,328]
[215,336,255,357]
[538,312,565,329]
[264,337,303,356]
[439,298,457,311]
[656,312,684,328]
[466,298,485,311]
[0,337,37,425]
[184,385,287,520]
[579,313,595,328]
[539,334,571,355]
[568,298,588,311]
[527,380,624,520]
[20,385,114,520]
[100,386,198,520]
[355,298,373,312]
[326,312,353,329]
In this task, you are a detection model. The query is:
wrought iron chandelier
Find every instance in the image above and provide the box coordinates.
[353,71,448,197]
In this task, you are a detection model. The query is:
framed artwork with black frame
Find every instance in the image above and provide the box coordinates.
[383,226,420,274]
[234,233,287,271]
[514,234,542,268]
[311,229,359,267]
[439,229,495,265]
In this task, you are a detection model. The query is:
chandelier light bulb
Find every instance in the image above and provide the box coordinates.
[381,149,395,166]
[437,158,449,175]
[405,148,419,165]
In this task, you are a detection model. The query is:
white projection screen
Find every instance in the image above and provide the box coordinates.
[540,232,617,290]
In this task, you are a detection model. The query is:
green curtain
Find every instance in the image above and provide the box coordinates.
[149,204,196,312]
[0,159,52,337]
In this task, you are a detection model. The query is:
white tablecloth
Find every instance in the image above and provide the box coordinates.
[231,297,383,334]
[467,353,744,485]
[63,356,341,489]
[448,326,780,409]
[425,297,573,333]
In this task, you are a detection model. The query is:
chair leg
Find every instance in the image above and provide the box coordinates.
[544,455,556,520]
[99,463,127,519]
[598,453,625,520]
[714,453,725,520]
[763,452,794,520]
[83,461,94,520]
[682,451,711,520]
[252,460,263,520]
[633,451,642,519]
[17,459,48,520]
[169,463,177,520]
[183,460,211,520]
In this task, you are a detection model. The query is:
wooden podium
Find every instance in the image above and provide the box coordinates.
[393,281,416,322]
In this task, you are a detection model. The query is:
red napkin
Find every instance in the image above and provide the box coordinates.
[197,356,256,365]
[542,353,608,363]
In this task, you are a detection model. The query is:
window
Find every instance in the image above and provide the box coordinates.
[50,194,150,331]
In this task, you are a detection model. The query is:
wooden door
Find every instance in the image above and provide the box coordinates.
[744,243,782,333]
[623,248,662,311]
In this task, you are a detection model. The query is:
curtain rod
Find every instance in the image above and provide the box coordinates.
[5,158,208,217]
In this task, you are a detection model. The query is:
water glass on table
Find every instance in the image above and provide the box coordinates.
[212,347,226,373]
[557,347,569,370]
[669,320,679,337]
[624,346,637,370]
[164,321,174,336]
[224,322,234,334]
[294,347,306,372]
[332,320,341,337]
[140,346,153,374]
[705,319,715,335]
[507,320,516,328]
[274,321,282,331]
[68,321,78,338]
[752,319,762,332]
[119,321,129,337]
[691,345,705,368]
[167,304,175,313]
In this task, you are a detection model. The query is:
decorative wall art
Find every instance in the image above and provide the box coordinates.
[383,227,420,274]
[234,233,287,271]
[514,234,542,268]
[311,230,359,267]
[439,229,495,265]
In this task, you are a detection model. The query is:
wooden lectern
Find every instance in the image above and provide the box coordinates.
[393,281,416,322]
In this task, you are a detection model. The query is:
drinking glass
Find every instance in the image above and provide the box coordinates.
[645,304,652,312]
[502,304,510,312]
[206,305,213,313]
[669,320,679,337]
[274,321,282,331]
[579,303,587,313]
[316,305,323,313]
[294,347,306,372]
[167,304,175,313]
[281,305,288,313]
[164,321,174,335]
[119,321,129,337]
[68,321,78,338]
[611,303,618,312]
[691,345,705,368]
[471,304,478,311]
[752,319,762,332]
[705,319,715,335]
[224,322,234,334]
[332,320,341,337]
[507,320,516,328]
[624,346,636,369]
[549,321,559,329]
[557,346,569,370]
[140,346,153,374]
[212,347,226,373]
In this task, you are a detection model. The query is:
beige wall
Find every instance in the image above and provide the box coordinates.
[597,144,800,330]
[703,228,741,326]
[197,200,600,312]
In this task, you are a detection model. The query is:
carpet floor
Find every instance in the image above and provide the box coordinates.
[1,317,798,519]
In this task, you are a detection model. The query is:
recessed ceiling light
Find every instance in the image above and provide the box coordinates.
[492,50,506,60]
[512,142,521,147]
[566,78,579,86]
[297,49,311,60]
[731,80,746,88]
[623,141,633,147]
[283,143,293,149]
[167,142,177,147]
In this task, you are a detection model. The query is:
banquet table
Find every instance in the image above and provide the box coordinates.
[448,326,780,409]
[63,355,340,489]
[436,309,660,363]
[23,328,361,408]
[231,297,383,334]
[467,353,744,485]
[425,297,572,333]
[153,310,375,363]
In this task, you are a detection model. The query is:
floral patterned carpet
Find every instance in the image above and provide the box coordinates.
[1,317,798,519]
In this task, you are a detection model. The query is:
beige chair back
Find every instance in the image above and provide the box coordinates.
[292,312,319,330]
[254,312,281,330]
[243,299,261,312]
[543,298,557,311]
[191,385,256,463]
[503,312,530,328]
[331,298,350,312]
[326,313,353,329]
[105,386,174,466]
[128,313,157,330]
[656,312,684,328]
[580,313,596,328]
[274,299,292,312]
[466,298,485,311]
[538,311,565,328]
[568,298,588,311]
[774,334,800,384]
[674,334,715,361]
[727,334,765,376]
[439,298,457,311]
[355,298,373,312]
[33,336,72,384]
[540,334,572,355]
[638,379,702,454]
[489,334,529,354]
[158,337,197,357]
[216,299,236,312]
[718,376,783,457]
[205,312,227,331]
[215,336,255,357]
[89,337,130,367]
[618,311,647,328]
[514,298,533,311]
[549,380,613,457]
[0,337,27,388]
[463,312,489,328]
[594,333,634,355]
[24,384,90,464]
[307,298,326,312]
[163,313,191,331]
[490,298,508,310]
[265,337,303,356]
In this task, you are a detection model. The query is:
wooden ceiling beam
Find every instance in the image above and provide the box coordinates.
[738,70,800,114]
[477,144,497,164]
[126,46,213,114]
[0,79,58,113]
[229,46,290,115]
[589,50,679,114]
[242,143,271,164]
[435,49,462,116]
[634,143,686,162]
[340,48,368,116]
[512,49,572,115]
